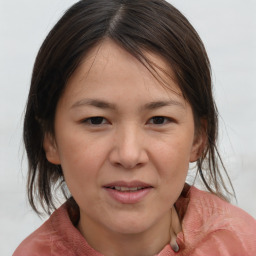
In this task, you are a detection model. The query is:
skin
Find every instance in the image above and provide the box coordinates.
[44,40,204,256]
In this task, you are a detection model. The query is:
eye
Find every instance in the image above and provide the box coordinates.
[82,116,108,125]
[148,116,173,125]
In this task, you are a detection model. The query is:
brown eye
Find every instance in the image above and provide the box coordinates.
[149,116,170,125]
[83,117,107,125]
[152,117,165,124]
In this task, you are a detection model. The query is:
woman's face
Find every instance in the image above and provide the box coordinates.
[44,40,203,238]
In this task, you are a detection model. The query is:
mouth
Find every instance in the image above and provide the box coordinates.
[103,181,153,204]
[103,181,153,191]
[106,186,150,192]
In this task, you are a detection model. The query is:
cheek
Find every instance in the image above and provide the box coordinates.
[151,135,193,170]
[150,134,193,192]
[55,132,108,191]
[156,144,190,204]
[57,127,106,164]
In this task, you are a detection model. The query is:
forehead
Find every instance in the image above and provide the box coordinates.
[61,39,183,105]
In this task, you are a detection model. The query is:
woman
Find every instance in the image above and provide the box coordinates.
[14,0,256,255]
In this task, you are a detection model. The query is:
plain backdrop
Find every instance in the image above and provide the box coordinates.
[1,0,255,255]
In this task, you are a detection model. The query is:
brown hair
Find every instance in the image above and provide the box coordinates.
[24,0,234,215]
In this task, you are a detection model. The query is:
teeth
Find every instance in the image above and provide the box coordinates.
[114,186,143,191]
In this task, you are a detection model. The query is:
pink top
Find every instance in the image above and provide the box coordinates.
[13,186,256,255]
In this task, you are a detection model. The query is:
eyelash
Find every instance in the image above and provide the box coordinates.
[147,116,173,125]
[82,116,109,125]
[82,116,174,126]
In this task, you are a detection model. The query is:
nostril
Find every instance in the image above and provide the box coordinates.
[112,160,144,170]
[108,141,149,169]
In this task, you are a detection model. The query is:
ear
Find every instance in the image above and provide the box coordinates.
[190,120,207,163]
[43,133,61,165]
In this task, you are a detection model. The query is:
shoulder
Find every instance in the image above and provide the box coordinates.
[188,186,256,228]
[13,203,75,256]
[13,217,54,256]
[181,186,256,255]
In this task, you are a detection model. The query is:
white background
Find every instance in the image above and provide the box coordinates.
[1,0,255,255]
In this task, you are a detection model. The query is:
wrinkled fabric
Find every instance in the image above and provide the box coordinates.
[13,187,256,256]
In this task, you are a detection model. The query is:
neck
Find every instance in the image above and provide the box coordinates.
[77,207,181,256]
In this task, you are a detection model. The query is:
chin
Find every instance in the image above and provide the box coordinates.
[113,224,149,235]
[106,212,156,235]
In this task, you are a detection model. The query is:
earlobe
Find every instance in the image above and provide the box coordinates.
[190,121,207,163]
[43,133,61,164]
[190,136,205,162]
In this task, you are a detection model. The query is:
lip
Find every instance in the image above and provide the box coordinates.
[103,180,153,204]
[104,180,152,188]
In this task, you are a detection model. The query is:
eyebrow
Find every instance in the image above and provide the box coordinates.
[71,98,185,110]
[143,100,185,110]
[71,99,116,109]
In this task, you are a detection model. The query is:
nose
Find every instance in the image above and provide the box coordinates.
[109,125,149,169]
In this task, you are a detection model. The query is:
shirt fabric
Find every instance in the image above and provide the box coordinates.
[13,186,256,256]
